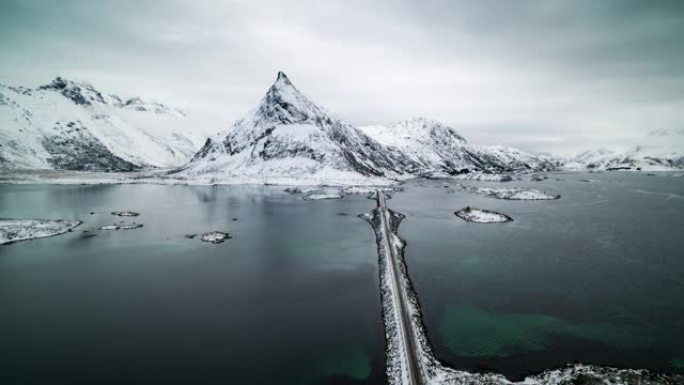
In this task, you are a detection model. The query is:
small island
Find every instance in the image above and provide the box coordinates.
[455,207,513,223]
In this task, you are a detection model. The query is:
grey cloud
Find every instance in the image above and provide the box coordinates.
[1,0,682,154]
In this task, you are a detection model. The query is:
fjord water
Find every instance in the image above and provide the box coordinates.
[0,185,385,385]
[393,172,684,379]
[0,173,683,384]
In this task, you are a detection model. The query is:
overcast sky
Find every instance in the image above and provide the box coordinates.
[1,0,683,154]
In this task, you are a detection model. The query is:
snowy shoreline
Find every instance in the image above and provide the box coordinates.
[1,169,681,188]
[0,219,82,245]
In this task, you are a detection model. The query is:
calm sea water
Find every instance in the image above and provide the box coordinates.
[0,185,385,385]
[393,172,684,379]
[1,172,683,384]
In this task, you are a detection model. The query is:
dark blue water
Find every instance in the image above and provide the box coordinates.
[0,185,385,385]
[392,172,684,379]
[1,172,683,384]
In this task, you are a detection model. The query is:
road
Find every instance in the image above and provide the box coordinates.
[374,190,424,385]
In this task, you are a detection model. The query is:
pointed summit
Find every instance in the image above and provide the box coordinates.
[38,76,107,106]
[276,71,290,82]
[255,71,321,126]
[267,71,298,96]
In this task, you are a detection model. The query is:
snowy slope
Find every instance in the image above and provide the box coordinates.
[359,118,557,176]
[179,73,557,185]
[0,77,204,171]
[178,72,420,184]
[565,145,684,171]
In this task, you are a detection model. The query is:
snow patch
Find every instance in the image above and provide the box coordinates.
[0,219,82,245]
[303,193,343,200]
[98,221,143,230]
[455,207,513,223]
[458,185,560,200]
[451,172,515,182]
[186,231,231,244]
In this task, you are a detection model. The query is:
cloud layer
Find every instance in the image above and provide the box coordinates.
[1,0,683,154]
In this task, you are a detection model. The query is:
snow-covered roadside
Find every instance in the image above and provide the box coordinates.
[0,219,82,245]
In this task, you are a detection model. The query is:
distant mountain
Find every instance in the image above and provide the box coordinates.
[359,117,557,176]
[178,72,555,184]
[0,77,204,171]
[565,145,684,171]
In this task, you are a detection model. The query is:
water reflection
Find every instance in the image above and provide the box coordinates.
[0,183,383,385]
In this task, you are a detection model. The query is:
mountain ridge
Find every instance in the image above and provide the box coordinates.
[0,77,203,171]
[178,72,557,184]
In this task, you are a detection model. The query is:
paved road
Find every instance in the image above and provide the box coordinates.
[375,190,424,385]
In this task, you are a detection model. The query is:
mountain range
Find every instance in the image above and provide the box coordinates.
[1,72,681,182]
[0,77,204,171]
[174,72,558,184]
[565,145,684,171]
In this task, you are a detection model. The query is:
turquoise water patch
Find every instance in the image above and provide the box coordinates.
[672,358,684,369]
[306,347,372,382]
[441,305,652,358]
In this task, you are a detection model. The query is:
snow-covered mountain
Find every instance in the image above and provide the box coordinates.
[178,72,421,184]
[360,117,557,176]
[178,72,555,184]
[565,145,684,171]
[0,77,204,171]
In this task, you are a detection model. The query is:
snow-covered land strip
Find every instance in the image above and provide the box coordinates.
[361,192,422,385]
[342,186,397,195]
[0,219,82,245]
[302,193,343,200]
[450,172,515,182]
[98,221,143,230]
[362,192,681,385]
[457,184,560,200]
[455,207,513,223]
[0,168,398,187]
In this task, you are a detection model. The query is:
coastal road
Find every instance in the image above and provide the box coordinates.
[375,190,424,385]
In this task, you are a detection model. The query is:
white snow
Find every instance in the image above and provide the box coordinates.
[458,185,560,200]
[0,219,82,244]
[199,231,231,244]
[0,79,205,171]
[360,118,556,177]
[176,74,556,186]
[98,221,143,230]
[565,145,684,171]
[302,193,343,200]
[451,172,515,182]
[342,186,396,195]
[455,207,512,223]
